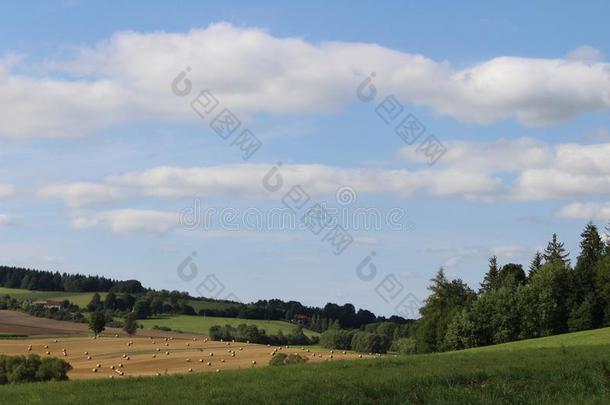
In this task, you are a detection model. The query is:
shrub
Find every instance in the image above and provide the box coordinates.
[0,355,72,384]
[269,353,308,366]
[319,329,355,350]
[390,337,417,355]
[350,332,391,354]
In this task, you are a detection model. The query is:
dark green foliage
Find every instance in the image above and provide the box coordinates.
[319,328,355,350]
[86,292,102,312]
[543,233,570,265]
[480,256,499,293]
[389,337,417,354]
[528,251,543,279]
[208,323,317,346]
[123,312,139,336]
[350,332,391,353]
[0,354,71,384]
[89,310,106,335]
[268,353,308,366]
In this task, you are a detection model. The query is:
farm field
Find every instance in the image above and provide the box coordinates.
[1,327,610,404]
[0,335,363,381]
[0,287,106,308]
[139,315,320,337]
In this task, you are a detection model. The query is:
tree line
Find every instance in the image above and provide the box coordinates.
[413,222,610,353]
[0,266,145,293]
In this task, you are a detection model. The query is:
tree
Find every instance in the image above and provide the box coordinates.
[87,292,103,312]
[528,251,544,280]
[497,264,526,289]
[543,233,570,266]
[133,300,151,319]
[480,256,499,293]
[123,312,139,336]
[578,222,604,264]
[415,268,475,353]
[104,292,117,311]
[572,223,605,318]
[89,311,106,336]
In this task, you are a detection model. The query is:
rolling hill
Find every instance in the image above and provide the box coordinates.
[2,324,609,403]
[139,314,319,337]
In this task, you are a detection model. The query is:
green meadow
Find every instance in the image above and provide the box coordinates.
[1,326,610,404]
[139,314,319,337]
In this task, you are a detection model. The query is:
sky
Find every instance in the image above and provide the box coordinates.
[1,0,610,317]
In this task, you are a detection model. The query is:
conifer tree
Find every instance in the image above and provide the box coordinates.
[543,233,570,266]
[528,251,544,279]
[480,256,499,293]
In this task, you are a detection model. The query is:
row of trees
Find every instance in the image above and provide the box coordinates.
[319,321,414,353]
[414,222,610,353]
[0,266,145,293]
[208,324,318,346]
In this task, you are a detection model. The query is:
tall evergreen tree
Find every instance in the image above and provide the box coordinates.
[578,222,604,264]
[543,233,570,266]
[528,251,544,280]
[480,256,499,293]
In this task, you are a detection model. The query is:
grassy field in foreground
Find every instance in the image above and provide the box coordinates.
[139,314,319,337]
[0,287,106,308]
[1,332,610,404]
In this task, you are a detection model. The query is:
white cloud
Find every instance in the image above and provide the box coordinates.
[0,184,16,199]
[556,202,610,221]
[513,143,610,200]
[0,214,11,226]
[72,209,179,235]
[40,163,504,207]
[565,45,605,63]
[490,245,529,260]
[39,182,126,207]
[2,24,610,138]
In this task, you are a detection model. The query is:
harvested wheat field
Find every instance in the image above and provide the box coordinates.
[0,335,372,380]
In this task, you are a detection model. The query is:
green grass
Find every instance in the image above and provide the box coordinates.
[138,314,319,337]
[0,287,106,308]
[2,328,610,404]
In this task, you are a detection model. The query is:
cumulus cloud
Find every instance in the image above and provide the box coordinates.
[565,45,605,63]
[2,24,610,138]
[40,163,504,207]
[71,209,179,235]
[556,202,610,221]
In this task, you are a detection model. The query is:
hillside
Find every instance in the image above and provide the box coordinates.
[2,325,609,403]
[139,314,319,337]
[0,287,107,308]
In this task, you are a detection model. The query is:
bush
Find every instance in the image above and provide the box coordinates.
[350,332,391,354]
[269,353,308,366]
[319,329,355,350]
[152,325,172,331]
[390,337,417,355]
[0,355,72,384]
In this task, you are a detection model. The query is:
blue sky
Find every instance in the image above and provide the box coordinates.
[1,1,610,316]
